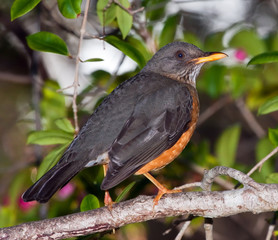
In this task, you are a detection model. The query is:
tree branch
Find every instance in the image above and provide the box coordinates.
[58,0,91,134]
[112,0,144,15]
[235,97,266,138]
[1,167,278,240]
[247,146,278,177]
[204,218,213,240]
[198,95,231,126]
[174,218,192,240]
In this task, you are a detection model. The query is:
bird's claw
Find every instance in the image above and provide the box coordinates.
[104,191,115,212]
[153,188,182,208]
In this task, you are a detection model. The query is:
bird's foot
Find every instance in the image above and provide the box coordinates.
[153,187,182,207]
[143,173,182,208]
[104,190,115,211]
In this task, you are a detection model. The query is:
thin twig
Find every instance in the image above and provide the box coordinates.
[104,53,126,90]
[73,0,91,133]
[247,146,278,177]
[190,163,235,189]
[174,182,201,190]
[265,212,276,240]
[101,0,144,38]
[198,95,231,126]
[113,0,144,15]
[103,0,144,19]
[174,220,191,240]
[265,224,275,240]
[201,166,261,191]
[0,72,32,84]
[31,52,43,165]
[174,164,236,191]
[41,3,82,39]
[83,33,105,40]
[204,218,213,240]
[133,16,157,54]
[236,97,266,138]
[163,215,193,236]
[79,53,126,111]
[42,1,106,40]
[59,0,91,134]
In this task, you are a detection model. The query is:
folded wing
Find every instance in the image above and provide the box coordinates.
[101,81,194,190]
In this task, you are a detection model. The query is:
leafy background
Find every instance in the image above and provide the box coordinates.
[1,0,278,239]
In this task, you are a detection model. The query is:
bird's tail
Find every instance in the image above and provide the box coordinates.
[22,161,81,203]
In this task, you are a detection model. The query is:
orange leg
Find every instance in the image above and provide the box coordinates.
[103,164,114,210]
[144,172,181,206]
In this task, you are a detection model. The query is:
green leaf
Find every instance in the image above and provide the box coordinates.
[228,66,259,99]
[159,15,179,48]
[199,65,226,98]
[57,0,82,19]
[55,118,75,133]
[144,0,167,21]
[266,173,278,184]
[27,130,73,145]
[9,171,29,204]
[81,58,104,62]
[116,0,133,39]
[105,35,146,68]
[80,194,100,212]
[215,125,241,167]
[41,80,67,129]
[26,31,69,56]
[89,70,111,87]
[204,32,225,52]
[269,128,278,147]
[126,37,152,62]
[229,29,266,56]
[97,0,117,25]
[266,32,278,51]
[183,32,203,49]
[248,51,278,65]
[36,144,68,180]
[11,0,41,21]
[0,207,15,228]
[258,96,278,115]
[115,181,136,202]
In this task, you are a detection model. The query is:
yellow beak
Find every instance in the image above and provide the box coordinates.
[194,52,228,64]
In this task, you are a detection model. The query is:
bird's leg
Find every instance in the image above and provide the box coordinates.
[103,164,114,210]
[144,172,181,206]
[104,191,114,210]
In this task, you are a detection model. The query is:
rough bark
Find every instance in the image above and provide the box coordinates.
[1,167,278,240]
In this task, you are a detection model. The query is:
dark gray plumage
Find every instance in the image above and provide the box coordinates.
[22,42,226,203]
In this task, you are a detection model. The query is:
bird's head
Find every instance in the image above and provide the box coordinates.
[142,42,227,86]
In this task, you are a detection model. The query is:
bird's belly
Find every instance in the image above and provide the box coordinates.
[135,123,197,175]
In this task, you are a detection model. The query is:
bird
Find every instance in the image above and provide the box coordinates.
[22,42,227,206]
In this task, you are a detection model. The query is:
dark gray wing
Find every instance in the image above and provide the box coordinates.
[22,74,148,202]
[101,81,194,190]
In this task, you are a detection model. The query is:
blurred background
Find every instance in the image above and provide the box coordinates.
[1,0,278,239]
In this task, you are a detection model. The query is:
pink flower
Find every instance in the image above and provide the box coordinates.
[18,197,37,211]
[58,183,75,200]
[234,49,247,61]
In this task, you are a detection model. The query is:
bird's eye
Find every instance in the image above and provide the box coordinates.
[175,50,185,60]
